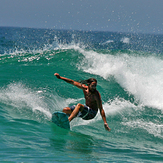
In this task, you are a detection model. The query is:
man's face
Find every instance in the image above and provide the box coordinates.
[89,81,97,91]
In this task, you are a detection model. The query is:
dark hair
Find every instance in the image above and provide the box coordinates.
[78,78,97,85]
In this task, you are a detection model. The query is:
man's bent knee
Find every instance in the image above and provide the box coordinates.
[76,103,84,111]
[63,107,72,114]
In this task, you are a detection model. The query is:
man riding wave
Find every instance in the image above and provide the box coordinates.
[54,73,111,131]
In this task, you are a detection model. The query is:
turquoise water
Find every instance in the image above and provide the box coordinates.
[0,27,163,162]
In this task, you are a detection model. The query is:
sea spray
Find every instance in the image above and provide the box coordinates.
[0,83,51,121]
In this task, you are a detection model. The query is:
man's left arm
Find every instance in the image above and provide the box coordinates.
[97,92,111,131]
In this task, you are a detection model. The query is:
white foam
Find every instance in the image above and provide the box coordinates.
[0,83,52,119]
[121,37,130,44]
[103,98,137,115]
[122,120,163,138]
[101,40,114,45]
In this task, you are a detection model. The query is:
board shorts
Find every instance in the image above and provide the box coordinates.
[69,105,97,120]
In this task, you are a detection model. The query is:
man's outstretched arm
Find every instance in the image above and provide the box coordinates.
[54,73,73,84]
[54,73,87,89]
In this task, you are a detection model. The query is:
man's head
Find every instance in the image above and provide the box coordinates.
[86,78,97,84]
[87,78,97,92]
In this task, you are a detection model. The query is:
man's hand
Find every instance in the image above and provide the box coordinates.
[54,73,61,79]
[104,123,111,132]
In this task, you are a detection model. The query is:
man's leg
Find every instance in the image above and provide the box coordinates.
[68,103,84,122]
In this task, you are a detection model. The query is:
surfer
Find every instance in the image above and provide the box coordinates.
[54,73,111,131]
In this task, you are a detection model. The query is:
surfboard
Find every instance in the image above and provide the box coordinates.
[52,111,70,130]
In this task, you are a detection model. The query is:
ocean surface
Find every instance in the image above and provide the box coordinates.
[0,26,163,162]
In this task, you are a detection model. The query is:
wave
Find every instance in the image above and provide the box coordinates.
[101,40,114,45]
[101,37,130,45]
[120,37,130,44]
[1,39,163,111]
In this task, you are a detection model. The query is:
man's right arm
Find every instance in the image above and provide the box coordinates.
[54,73,87,89]
[54,73,73,84]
